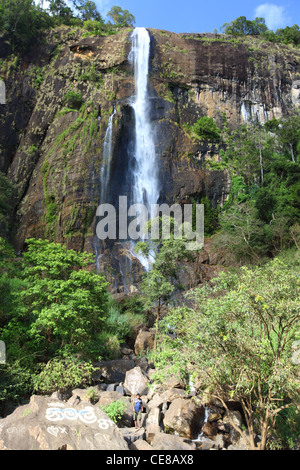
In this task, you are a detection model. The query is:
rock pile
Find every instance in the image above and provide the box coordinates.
[0,343,252,450]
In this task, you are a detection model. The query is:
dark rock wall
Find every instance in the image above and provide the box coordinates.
[1,27,299,290]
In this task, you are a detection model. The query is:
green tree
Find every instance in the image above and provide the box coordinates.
[212,199,267,264]
[222,16,268,36]
[0,0,52,50]
[49,0,74,23]
[277,114,300,163]
[136,216,192,349]
[1,239,109,361]
[101,400,126,423]
[273,25,300,46]
[74,0,103,22]
[107,6,135,27]
[32,355,96,395]
[222,123,266,186]
[155,259,300,450]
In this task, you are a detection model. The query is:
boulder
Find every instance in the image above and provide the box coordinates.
[147,393,164,410]
[147,384,161,400]
[106,384,118,392]
[120,427,145,445]
[195,437,216,450]
[70,387,95,403]
[98,391,130,407]
[115,385,126,396]
[214,434,226,449]
[161,388,187,402]
[134,330,156,355]
[202,421,218,438]
[146,407,162,427]
[93,359,136,383]
[152,433,196,450]
[163,398,205,440]
[164,373,185,389]
[70,385,106,404]
[124,367,149,396]
[207,405,224,423]
[129,439,153,450]
[0,395,128,450]
[146,423,161,445]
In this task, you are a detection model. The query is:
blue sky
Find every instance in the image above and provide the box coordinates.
[97,0,300,33]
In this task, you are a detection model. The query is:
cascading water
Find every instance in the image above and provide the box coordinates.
[95,27,160,288]
[95,107,116,274]
[193,407,211,443]
[100,107,116,206]
[127,27,160,269]
[129,27,159,210]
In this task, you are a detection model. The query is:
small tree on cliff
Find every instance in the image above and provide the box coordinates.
[136,216,192,350]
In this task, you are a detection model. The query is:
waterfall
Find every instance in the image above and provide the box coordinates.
[95,107,116,274]
[95,28,160,287]
[193,407,211,442]
[100,107,116,205]
[128,27,159,269]
[129,27,159,210]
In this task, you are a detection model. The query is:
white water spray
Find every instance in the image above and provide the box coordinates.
[129,27,159,211]
[128,27,159,269]
[95,107,116,274]
[100,107,116,205]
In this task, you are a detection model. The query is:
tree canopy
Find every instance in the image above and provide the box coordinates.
[222,15,300,46]
[0,1,135,50]
[107,6,135,27]
[154,258,300,449]
[222,16,268,36]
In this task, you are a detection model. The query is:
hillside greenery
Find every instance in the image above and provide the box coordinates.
[0,0,135,50]
[222,16,300,47]
[0,238,145,407]
[150,255,299,450]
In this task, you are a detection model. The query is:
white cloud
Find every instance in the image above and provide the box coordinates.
[254,3,291,30]
[95,0,113,18]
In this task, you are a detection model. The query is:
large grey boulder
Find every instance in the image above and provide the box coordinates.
[93,359,135,383]
[0,395,128,450]
[120,427,146,445]
[163,398,205,440]
[124,366,149,396]
[152,433,196,450]
[134,330,155,355]
[129,439,153,450]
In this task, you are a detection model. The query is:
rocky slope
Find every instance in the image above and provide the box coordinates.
[1,26,299,290]
[0,334,251,451]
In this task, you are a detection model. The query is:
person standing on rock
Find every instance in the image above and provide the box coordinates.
[132,394,143,429]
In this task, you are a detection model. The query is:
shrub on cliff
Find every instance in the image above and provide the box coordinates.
[191,116,221,143]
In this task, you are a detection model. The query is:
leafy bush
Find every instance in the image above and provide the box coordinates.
[63,90,84,110]
[191,116,221,142]
[100,400,126,423]
[96,330,122,360]
[33,356,96,394]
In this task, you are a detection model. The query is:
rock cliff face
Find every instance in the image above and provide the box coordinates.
[1,26,299,291]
